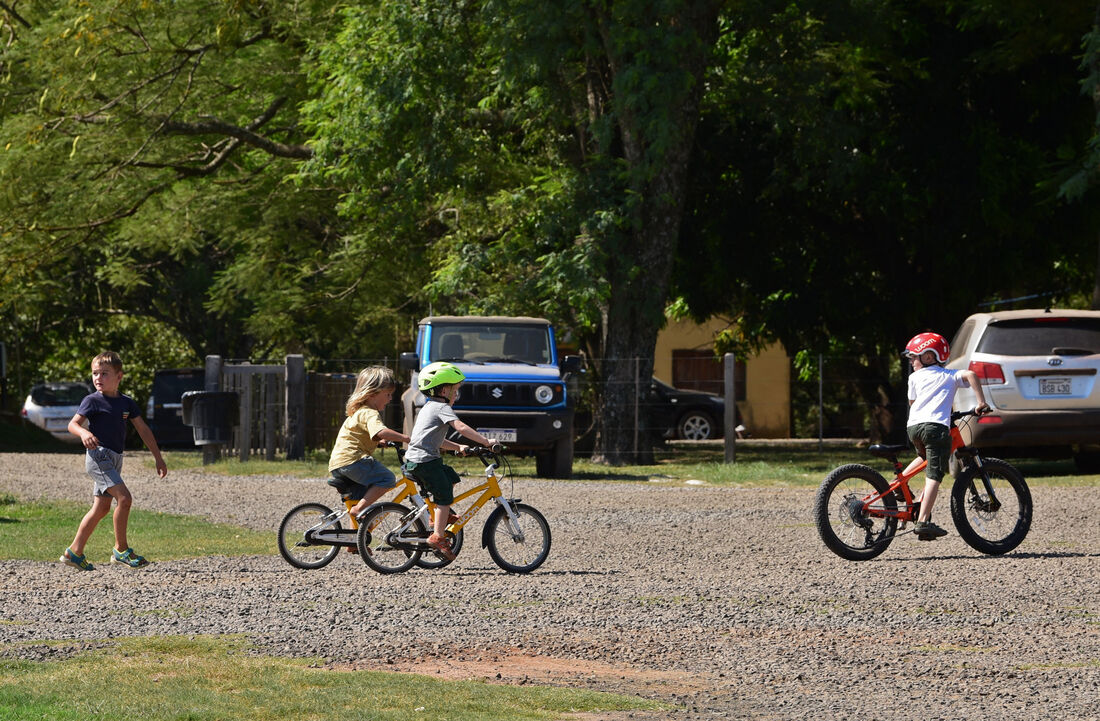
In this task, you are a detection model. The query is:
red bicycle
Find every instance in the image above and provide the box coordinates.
[814,410,1033,561]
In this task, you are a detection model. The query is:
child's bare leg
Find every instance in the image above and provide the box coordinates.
[70,495,113,556]
[107,484,133,552]
[433,505,451,537]
[917,479,941,522]
[349,485,389,518]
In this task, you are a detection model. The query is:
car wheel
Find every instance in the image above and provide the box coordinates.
[677,411,716,441]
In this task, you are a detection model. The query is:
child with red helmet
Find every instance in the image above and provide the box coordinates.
[904,332,989,540]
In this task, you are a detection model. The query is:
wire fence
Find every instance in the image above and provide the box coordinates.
[299,354,910,455]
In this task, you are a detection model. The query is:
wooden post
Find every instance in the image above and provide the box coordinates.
[724,353,736,464]
[286,354,305,460]
[202,355,223,466]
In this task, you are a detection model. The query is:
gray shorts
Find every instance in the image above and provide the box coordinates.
[85,447,125,496]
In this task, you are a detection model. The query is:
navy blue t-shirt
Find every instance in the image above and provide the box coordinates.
[76,392,141,454]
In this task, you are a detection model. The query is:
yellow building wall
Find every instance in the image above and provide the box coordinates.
[653,318,791,438]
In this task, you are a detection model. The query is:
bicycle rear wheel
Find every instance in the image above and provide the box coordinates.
[356,502,422,574]
[813,464,898,561]
[950,457,1032,555]
[278,503,341,570]
[484,503,551,573]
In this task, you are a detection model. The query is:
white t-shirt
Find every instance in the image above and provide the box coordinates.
[907,365,969,427]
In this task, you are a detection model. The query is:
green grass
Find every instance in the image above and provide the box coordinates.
[0,493,272,562]
[0,636,662,721]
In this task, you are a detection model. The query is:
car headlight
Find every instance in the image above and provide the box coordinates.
[535,385,554,404]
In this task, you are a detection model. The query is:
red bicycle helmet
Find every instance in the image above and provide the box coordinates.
[904,332,950,363]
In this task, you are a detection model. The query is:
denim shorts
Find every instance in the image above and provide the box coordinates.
[330,457,397,501]
[85,447,125,497]
[907,422,951,482]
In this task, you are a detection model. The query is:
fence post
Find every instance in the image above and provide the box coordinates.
[285,354,305,460]
[724,353,736,463]
[633,357,640,459]
[818,353,824,451]
[202,355,223,466]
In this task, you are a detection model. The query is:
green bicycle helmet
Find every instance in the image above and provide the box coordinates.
[417,361,466,393]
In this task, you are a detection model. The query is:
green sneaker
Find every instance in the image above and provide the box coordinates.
[913,521,949,541]
[111,547,150,568]
[60,548,95,571]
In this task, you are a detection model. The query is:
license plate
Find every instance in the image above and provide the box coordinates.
[1039,378,1072,395]
[46,418,69,429]
[477,428,517,443]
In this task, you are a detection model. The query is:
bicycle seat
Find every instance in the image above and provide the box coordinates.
[867,444,908,459]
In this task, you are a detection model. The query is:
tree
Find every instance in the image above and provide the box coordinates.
[305,0,721,464]
[675,0,1099,440]
[0,0,413,402]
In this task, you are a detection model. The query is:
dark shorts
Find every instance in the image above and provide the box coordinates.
[402,457,460,505]
[908,422,951,482]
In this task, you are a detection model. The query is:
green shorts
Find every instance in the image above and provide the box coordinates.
[402,457,460,505]
[907,422,951,482]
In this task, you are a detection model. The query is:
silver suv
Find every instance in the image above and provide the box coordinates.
[946,309,1100,470]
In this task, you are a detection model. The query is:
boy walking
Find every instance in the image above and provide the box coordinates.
[61,351,168,570]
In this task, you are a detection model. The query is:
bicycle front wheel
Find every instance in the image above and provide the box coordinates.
[356,502,422,574]
[950,458,1032,555]
[813,464,897,561]
[484,503,551,573]
[278,503,341,570]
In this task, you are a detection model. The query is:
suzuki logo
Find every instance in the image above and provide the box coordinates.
[1048,358,1063,366]
[491,387,504,399]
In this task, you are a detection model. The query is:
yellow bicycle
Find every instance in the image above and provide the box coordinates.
[356,447,551,574]
[276,445,463,570]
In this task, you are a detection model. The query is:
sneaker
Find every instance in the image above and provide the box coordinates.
[60,548,95,571]
[913,521,948,541]
[111,547,150,568]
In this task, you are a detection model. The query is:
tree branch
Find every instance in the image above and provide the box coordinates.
[159,96,313,159]
[0,1,31,29]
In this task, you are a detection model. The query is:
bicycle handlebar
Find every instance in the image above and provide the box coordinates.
[950,407,990,422]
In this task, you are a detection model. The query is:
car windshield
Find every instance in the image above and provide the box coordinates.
[30,384,89,405]
[429,324,551,364]
[977,318,1100,356]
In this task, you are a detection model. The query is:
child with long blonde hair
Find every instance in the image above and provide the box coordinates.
[328,367,409,524]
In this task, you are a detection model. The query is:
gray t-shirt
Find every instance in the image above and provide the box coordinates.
[405,397,460,464]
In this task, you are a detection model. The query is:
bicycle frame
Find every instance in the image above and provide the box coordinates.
[861,422,972,523]
[388,459,525,544]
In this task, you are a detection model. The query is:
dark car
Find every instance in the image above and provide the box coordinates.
[146,368,204,448]
[645,378,734,441]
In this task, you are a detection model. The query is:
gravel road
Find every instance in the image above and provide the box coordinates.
[1,451,1098,720]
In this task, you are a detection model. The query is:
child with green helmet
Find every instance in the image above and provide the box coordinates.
[404,361,502,560]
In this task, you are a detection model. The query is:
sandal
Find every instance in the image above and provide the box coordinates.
[60,548,95,571]
[426,533,457,561]
[111,547,150,568]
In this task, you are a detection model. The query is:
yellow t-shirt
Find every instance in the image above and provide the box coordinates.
[328,407,388,471]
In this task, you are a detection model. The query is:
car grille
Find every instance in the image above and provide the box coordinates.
[459,383,540,407]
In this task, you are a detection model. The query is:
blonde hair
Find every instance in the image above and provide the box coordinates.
[92,351,123,372]
[345,366,396,416]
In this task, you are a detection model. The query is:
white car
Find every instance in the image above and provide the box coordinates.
[21,382,93,443]
[946,309,1100,471]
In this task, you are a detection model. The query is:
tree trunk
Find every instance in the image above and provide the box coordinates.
[1093,1,1100,310]
[590,0,720,465]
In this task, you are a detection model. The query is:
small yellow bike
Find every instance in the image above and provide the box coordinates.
[356,447,551,574]
[276,444,463,570]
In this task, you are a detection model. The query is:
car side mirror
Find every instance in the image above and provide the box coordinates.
[561,355,584,375]
[399,352,419,371]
